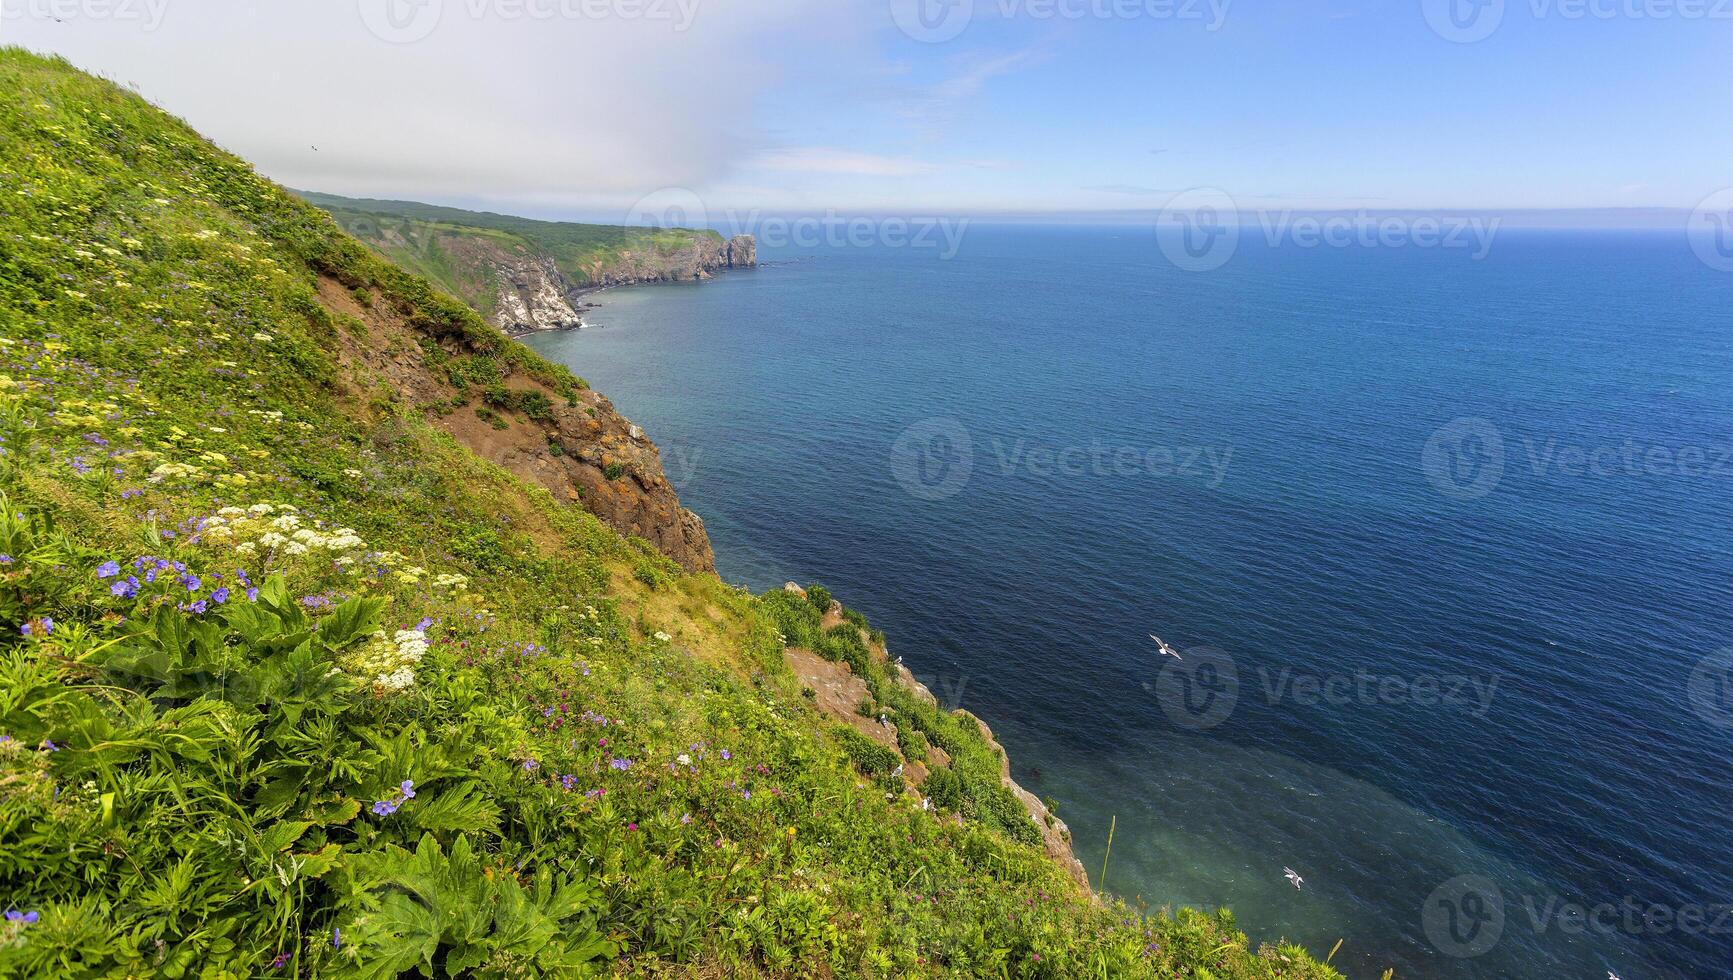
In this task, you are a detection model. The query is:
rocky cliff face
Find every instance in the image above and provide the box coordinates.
[493,252,585,332]
[780,586,1093,894]
[724,234,756,269]
[318,276,716,574]
[579,232,757,290]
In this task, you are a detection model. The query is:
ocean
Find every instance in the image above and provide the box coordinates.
[524,224,1733,978]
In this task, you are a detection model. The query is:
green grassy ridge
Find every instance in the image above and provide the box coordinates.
[0,48,1343,978]
[299,191,723,312]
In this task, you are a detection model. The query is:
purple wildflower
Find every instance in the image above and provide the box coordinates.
[3,910,39,925]
[372,778,415,817]
[210,587,229,604]
[270,952,290,969]
[720,749,731,761]
[179,573,200,592]
[609,757,632,771]
[96,560,120,579]
[333,927,341,951]
[245,587,260,602]
[110,576,139,599]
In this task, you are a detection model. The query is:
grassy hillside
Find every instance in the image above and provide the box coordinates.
[300,192,720,317]
[0,49,1342,979]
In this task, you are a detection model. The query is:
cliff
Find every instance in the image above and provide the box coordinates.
[0,48,1339,980]
[316,277,715,573]
[781,587,1091,890]
[303,192,757,335]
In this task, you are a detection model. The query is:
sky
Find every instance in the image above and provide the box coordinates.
[2,0,1730,221]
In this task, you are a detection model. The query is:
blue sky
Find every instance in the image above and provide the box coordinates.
[5,0,1730,216]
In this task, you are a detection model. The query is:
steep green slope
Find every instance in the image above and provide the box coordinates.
[0,49,1341,979]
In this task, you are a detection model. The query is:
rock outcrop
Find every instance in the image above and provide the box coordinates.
[579,232,757,290]
[781,586,1092,894]
[724,234,756,269]
[493,252,584,332]
[318,276,716,574]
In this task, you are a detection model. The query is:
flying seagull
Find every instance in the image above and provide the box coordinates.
[1283,867,1304,890]
[1149,634,1182,660]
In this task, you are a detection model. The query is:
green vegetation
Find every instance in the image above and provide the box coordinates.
[300,191,722,317]
[0,49,1339,978]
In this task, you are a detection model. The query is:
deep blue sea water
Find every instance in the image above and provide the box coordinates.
[525,225,1733,978]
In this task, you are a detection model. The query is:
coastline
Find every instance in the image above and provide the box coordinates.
[502,257,756,339]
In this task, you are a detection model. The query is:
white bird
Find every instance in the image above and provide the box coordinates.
[1608,973,1621,980]
[1283,867,1304,890]
[1150,634,1182,660]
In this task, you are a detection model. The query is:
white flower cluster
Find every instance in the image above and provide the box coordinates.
[149,461,201,483]
[351,627,430,694]
[204,504,368,561]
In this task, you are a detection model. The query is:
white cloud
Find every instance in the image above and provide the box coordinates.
[753,147,938,177]
[4,0,871,212]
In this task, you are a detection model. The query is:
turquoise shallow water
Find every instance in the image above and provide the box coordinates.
[526,225,1733,978]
